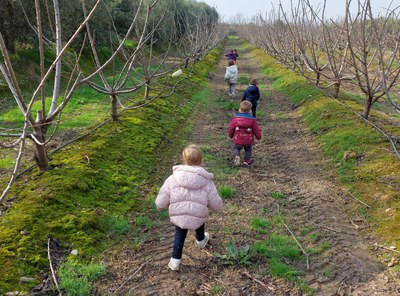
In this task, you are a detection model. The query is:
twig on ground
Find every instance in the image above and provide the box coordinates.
[343,188,370,208]
[47,238,62,296]
[242,271,268,288]
[277,205,310,270]
[374,243,400,255]
[350,219,360,229]
[313,223,354,236]
[113,261,148,294]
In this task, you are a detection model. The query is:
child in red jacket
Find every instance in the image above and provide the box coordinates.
[228,100,262,166]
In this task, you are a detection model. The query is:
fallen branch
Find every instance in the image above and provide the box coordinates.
[242,271,268,288]
[277,205,310,270]
[47,238,62,296]
[113,261,148,294]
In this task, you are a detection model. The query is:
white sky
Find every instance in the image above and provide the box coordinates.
[199,0,399,22]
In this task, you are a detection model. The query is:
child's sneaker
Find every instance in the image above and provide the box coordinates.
[243,159,254,165]
[196,232,209,249]
[168,258,181,271]
[233,156,241,166]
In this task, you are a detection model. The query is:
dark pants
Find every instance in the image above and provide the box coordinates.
[234,144,252,161]
[172,224,205,259]
[250,102,258,117]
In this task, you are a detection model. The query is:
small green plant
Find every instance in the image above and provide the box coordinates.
[210,284,224,294]
[135,215,154,229]
[250,217,272,234]
[308,241,330,255]
[214,240,253,265]
[201,145,211,153]
[104,214,130,235]
[58,260,106,296]
[218,100,237,111]
[271,191,286,199]
[275,111,288,119]
[299,226,314,235]
[218,186,234,199]
[269,257,303,280]
[238,74,250,84]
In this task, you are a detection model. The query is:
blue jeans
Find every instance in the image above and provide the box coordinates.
[172,224,205,259]
[234,144,252,161]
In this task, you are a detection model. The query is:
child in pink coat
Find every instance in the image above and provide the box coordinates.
[156,144,223,271]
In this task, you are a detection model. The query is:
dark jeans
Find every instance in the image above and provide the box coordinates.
[234,144,252,161]
[172,224,205,259]
[250,101,258,117]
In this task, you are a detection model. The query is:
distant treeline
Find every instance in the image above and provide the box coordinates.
[0,0,219,52]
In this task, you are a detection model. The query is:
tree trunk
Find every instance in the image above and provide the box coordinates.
[363,95,373,119]
[144,80,150,100]
[315,71,320,86]
[110,94,118,121]
[32,110,49,171]
[333,82,340,98]
[34,141,49,171]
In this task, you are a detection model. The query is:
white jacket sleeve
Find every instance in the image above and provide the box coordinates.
[224,68,230,80]
[207,181,223,211]
[155,177,172,210]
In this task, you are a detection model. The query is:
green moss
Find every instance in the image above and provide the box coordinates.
[0,45,223,293]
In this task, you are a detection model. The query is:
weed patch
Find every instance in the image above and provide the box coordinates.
[218,186,235,199]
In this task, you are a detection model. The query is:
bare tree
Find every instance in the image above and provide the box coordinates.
[0,1,101,173]
[344,0,399,119]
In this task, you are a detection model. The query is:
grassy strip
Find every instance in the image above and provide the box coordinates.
[251,47,400,248]
[0,45,223,294]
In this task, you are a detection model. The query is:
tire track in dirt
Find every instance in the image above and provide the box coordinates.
[94,39,399,295]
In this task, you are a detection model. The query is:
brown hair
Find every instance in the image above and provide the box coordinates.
[249,78,257,85]
[239,100,253,113]
[182,144,203,165]
[228,60,234,66]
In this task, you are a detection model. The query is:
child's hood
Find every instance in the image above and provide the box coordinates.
[172,165,214,189]
[227,65,238,74]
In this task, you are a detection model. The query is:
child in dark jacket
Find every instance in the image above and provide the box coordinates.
[228,100,262,166]
[233,49,239,64]
[225,49,235,61]
[242,78,260,117]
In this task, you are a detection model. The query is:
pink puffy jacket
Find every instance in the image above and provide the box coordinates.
[156,165,223,230]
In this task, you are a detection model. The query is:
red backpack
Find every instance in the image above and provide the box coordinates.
[234,126,253,145]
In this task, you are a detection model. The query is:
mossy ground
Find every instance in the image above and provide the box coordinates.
[253,48,400,248]
[0,45,222,293]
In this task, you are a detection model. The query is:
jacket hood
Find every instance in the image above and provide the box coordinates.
[247,85,258,95]
[227,65,238,75]
[172,165,213,189]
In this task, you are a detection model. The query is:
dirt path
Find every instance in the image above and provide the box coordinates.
[94,39,400,295]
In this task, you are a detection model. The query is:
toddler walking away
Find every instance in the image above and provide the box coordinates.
[242,78,260,117]
[224,60,238,97]
[228,100,262,166]
[225,49,235,61]
[155,144,223,271]
[233,49,239,64]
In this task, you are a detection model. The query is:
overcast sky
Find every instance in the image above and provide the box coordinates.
[199,0,398,21]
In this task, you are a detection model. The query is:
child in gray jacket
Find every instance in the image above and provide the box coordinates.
[156,144,223,271]
[224,60,238,97]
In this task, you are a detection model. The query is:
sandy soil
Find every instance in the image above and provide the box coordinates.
[93,39,400,295]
